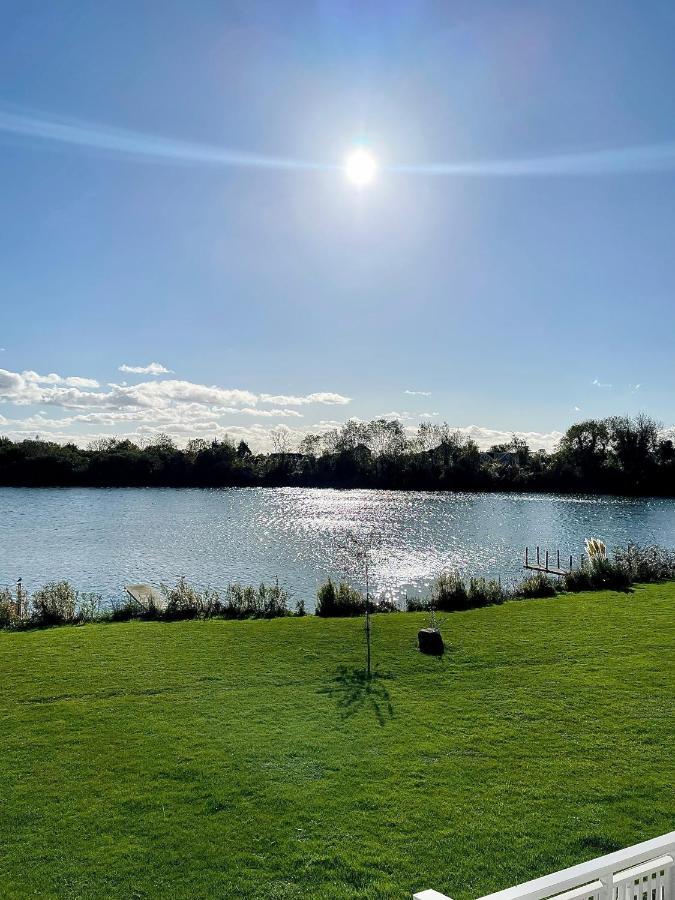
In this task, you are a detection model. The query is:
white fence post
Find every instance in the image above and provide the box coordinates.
[413,891,454,900]
[599,866,616,900]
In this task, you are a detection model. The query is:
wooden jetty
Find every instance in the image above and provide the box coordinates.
[523,546,578,577]
[124,583,167,612]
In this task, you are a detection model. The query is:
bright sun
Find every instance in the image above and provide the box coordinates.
[344,148,377,186]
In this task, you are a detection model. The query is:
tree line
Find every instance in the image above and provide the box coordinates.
[0,414,673,495]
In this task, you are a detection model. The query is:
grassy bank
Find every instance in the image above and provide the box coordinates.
[0,584,673,899]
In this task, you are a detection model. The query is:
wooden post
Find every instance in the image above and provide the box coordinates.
[557,550,560,569]
[525,547,529,567]
[545,550,549,572]
[537,546,540,565]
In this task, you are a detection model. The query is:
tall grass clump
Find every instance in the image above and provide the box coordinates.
[563,539,633,593]
[160,577,291,620]
[224,582,290,619]
[513,572,559,599]
[0,587,20,628]
[162,576,222,620]
[405,594,430,612]
[109,597,143,622]
[565,558,632,592]
[30,581,78,625]
[467,576,507,607]
[613,543,675,583]
[374,594,399,613]
[315,578,366,617]
[36,582,105,626]
[76,592,105,622]
[430,571,470,611]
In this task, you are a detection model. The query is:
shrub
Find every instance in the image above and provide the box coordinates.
[315,578,365,617]
[0,587,20,628]
[613,543,675,583]
[405,594,430,612]
[430,571,470,611]
[77,592,104,622]
[591,558,632,591]
[109,598,141,622]
[563,558,632,593]
[256,583,290,618]
[467,577,507,607]
[162,576,222,620]
[223,582,290,619]
[562,567,594,592]
[372,594,398,613]
[513,573,559,599]
[30,581,78,625]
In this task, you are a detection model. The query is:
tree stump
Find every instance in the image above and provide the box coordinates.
[418,628,444,655]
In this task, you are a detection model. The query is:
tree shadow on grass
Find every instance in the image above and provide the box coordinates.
[319,665,394,726]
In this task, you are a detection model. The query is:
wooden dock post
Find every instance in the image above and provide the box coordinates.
[524,546,571,578]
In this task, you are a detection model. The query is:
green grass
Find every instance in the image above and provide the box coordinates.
[0,584,673,899]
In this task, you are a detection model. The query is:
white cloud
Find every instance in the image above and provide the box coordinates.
[238,408,303,418]
[64,376,99,388]
[20,370,100,388]
[119,362,173,375]
[630,383,641,393]
[592,378,612,389]
[419,412,439,418]
[378,411,415,421]
[404,389,431,396]
[259,391,350,406]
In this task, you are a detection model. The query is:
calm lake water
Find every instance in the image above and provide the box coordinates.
[1,487,675,608]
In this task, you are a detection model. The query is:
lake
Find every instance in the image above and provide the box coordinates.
[1,487,675,608]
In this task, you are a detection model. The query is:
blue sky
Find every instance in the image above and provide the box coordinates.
[1,0,674,450]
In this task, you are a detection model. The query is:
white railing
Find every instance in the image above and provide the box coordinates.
[414,831,675,900]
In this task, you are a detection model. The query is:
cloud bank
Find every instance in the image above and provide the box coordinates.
[0,365,353,448]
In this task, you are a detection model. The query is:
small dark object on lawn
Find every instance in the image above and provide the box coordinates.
[418,628,444,655]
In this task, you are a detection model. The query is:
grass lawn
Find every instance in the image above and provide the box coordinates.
[0,584,673,899]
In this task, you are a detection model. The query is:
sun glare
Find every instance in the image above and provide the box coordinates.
[344,148,377,186]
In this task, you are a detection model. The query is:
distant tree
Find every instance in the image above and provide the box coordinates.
[147,432,176,451]
[299,433,323,457]
[0,414,673,494]
[659,438,675,463]
[607,414,661,481]
[186,438,208,455]
[557,420,611,469]
[271,429,294,455]
[415,422,447,453]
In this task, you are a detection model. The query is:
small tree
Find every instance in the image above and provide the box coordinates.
[339,528,382,679]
